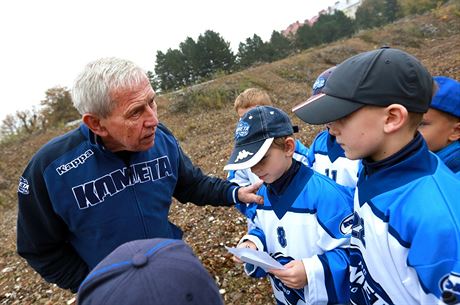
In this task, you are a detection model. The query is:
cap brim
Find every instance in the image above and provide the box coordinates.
[292,93,364,124]
[224,138,273,171]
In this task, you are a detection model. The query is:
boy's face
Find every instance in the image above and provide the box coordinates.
[250,142,293,184]
[419,108,460,152]
[327,106,386,161]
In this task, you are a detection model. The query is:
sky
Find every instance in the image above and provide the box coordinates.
[0,0,337,122]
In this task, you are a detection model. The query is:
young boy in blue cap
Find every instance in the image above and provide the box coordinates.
[293,47,460,303]
[224,106,353,305]
[419,76,460,175]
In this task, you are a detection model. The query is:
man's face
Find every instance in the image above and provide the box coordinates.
[327,106,386,161]
[419,108,460,152]
[99,78,159,152]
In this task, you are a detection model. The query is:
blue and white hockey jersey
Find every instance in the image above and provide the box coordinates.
[240,161,354,305]
[308,130,360,188]
[349,134,460,304]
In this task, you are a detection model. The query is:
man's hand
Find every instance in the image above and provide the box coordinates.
[237,180,264,204]
[269,260,307,289]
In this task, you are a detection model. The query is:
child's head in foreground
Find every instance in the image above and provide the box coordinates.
[293,47,433,161]
[234,88,273,118]
[418,76,460,152]
[224,106,296,183]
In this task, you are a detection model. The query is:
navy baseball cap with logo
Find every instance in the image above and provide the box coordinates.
[430,76,460,118]
[77,238,224,305]
[292,47,434,124]
[224,106,294,171]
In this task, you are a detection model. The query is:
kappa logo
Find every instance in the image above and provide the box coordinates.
[56,149,94,175]
[18,176,30,195]
[235,150,253,162]
[235,121,250,139]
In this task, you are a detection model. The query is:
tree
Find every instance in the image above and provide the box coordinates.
[237,34,268,68]
[312,11,355,44]
[179,37,201,84]
[195,30,235,78]
[355,0,401,29]
[295,23,318,50]
[266,31,292,61]
[40,87,79,127]
[154,49,188,91]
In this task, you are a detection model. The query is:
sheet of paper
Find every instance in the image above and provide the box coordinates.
[225,246,285,271]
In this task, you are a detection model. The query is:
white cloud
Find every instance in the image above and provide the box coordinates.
[0,0,336,121]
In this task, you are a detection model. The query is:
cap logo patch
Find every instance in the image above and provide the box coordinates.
[235,150,254,162]
[235,121,250,139]
[313,77,326,91]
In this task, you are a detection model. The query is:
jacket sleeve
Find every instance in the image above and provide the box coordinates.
[303,181,353,304]
[16,158,89,292]
[173,144,238,206]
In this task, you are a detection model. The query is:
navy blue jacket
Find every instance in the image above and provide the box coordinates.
[17,123,239,292]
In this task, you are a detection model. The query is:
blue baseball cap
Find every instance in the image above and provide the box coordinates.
[431,76,460,118]
[224,106,294,171]
[77,238,224,305]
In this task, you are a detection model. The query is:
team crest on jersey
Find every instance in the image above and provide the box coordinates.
[235,121,250,139]
[440,272,460,300]
[18,176,29,195]
[340,213,354,235]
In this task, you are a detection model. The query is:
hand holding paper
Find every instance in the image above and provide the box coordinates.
[225,246,285,271]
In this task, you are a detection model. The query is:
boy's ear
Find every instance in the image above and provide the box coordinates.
[82,113,108,137]
[284,137,296,156]
[448,121,460,142]
[383,104,408,134]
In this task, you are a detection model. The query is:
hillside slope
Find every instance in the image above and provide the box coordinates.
[1,4,459,304]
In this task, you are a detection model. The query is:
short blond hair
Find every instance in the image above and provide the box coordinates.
[234,88,272,112]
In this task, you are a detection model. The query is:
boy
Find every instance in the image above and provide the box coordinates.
[224,106,354,304]
[228,88,309,188]
[419,76,460,175]
[306,67,360,188]
[293,47,460,303]
[228,88,309,226]
[78,238,224,305]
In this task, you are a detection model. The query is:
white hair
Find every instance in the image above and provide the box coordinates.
[72,57,148,117]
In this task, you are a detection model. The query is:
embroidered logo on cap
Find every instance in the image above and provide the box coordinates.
[235,150,254,162]
[235,121,250,140]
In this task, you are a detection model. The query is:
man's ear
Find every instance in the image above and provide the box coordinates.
[383,104,408,134]
[448,121,460,142]
[82,113,108,137]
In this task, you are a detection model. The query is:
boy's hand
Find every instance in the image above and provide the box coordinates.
[269,260,307,289]
[232,240,257,264]
[237,180,264,204]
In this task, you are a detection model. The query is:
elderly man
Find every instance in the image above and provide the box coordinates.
[17,57,262,292]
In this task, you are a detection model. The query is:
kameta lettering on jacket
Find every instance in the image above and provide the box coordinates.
[73,155,173,209]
